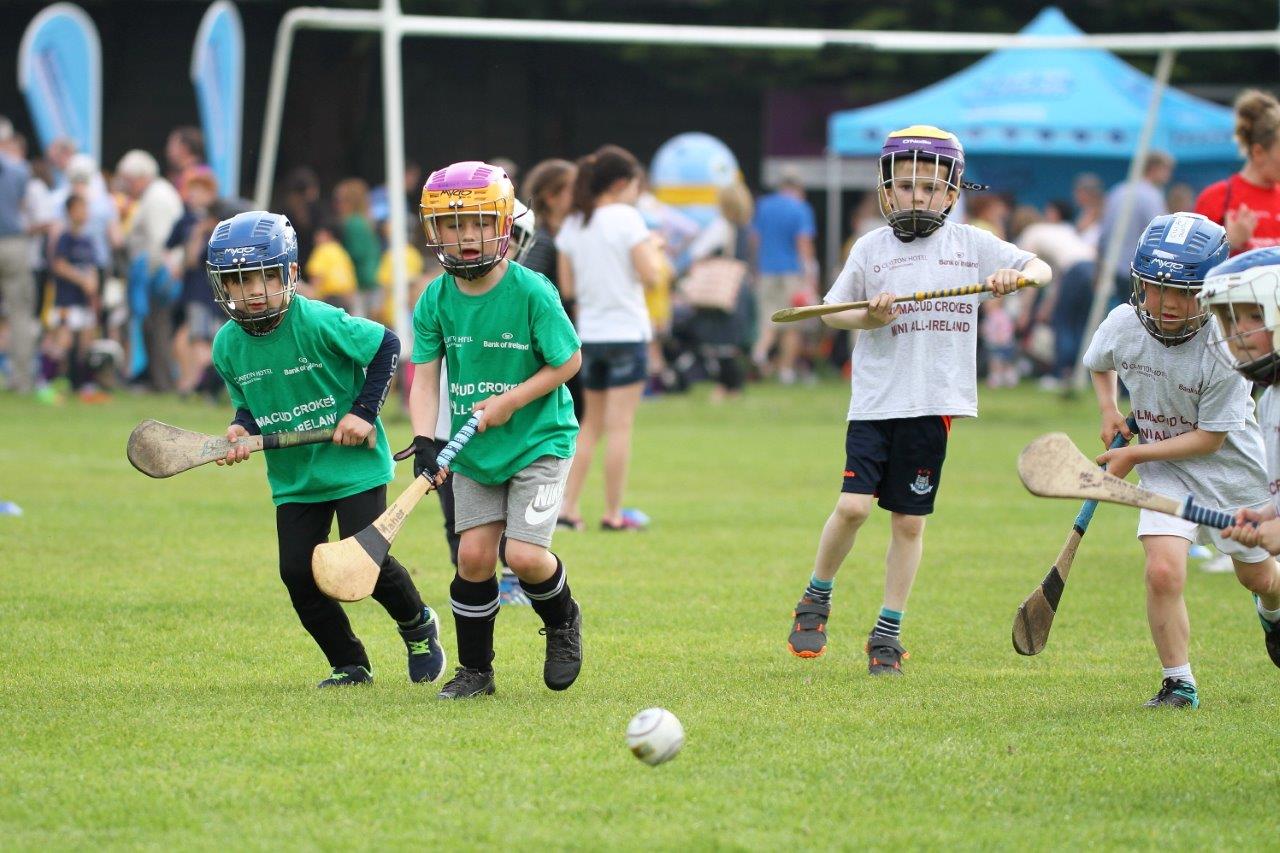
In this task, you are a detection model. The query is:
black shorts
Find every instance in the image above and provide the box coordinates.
[580,341,648,390]
[842,416,951,515]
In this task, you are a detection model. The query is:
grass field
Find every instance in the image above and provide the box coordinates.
[2,381,1277,849]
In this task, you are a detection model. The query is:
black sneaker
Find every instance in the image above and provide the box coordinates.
[437,667,496,699]
[318,664,373,688]
[1254,595,1280,668]
[539,598,583,691]
[788,598,830,658]
[1143,677,1199,709]
[865,633,908,676]
[399,605,446,683]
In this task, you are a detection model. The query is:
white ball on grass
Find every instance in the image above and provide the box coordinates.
[625,707,684,766]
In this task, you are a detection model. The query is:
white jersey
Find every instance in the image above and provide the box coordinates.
[556,204,653,343]
[1258,385,1280,512]
[1082,305,1269,511]
[825,222,1034,420]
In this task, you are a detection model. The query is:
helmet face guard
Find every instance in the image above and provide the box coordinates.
[206,212,299,336]
[877,125,965,242]
[420,161,515,280]
[1130,213,1229,347]
[1200,249,1280,386]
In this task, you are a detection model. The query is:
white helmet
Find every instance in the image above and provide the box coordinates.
[1199,247,1280,386]
[509,199,537,264]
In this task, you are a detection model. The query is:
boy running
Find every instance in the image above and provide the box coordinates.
[1085,213,1280,709]
[209,211,445,688]
[404,161,583,699]
[786,126,1050,673]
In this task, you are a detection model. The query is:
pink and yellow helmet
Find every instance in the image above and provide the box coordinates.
[420,161,515,279]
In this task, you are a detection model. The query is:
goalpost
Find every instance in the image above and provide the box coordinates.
[254,0,1280,368]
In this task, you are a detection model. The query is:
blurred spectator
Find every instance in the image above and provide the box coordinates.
[522,157,582,418]
[0,116,37,393]
[1194,89,1280,255]
[556,144,665,531]
[333,178,381,318]
[165,126,210,202]
[51,154,121,271]
[45,137,76,189]
[1098,151,1173,307]
[1072,173,1105,246]
[1166,182,1195,214]
[966,193,1011,239]
[165,172,224,396]
[118,148,183,391]
[375,220,427,326]
[370,160,422,228]
[304,220,357,311]
[840,192,881,258]
[981,298,1017,388]
[281,166,322,264]
[44,194,101,398]
[1015,200,1097,389]
[684,181,755,401]
[22,155,57,323]
[751,166,816,384]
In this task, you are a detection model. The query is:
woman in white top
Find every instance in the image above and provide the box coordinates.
[555,145,665,531]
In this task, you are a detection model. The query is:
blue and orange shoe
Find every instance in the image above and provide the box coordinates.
[1254,595,1280,668]
[1143,677,1199,709]
[788,598,830,658]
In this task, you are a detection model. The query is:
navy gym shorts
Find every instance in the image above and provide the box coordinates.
[842,416,951,515]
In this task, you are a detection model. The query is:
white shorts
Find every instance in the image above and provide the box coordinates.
[1137,504,1272,564]
[46,305,94,332]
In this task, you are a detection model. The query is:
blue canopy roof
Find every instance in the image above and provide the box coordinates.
[828,8,1239,164]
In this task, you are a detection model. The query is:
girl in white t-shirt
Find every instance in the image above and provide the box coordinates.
[555,145,665,531]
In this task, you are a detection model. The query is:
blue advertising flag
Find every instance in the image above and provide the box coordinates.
[192,1,244,199]
[17,3,102,162]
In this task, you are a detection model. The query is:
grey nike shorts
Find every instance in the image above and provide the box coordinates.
[452,455,571,547]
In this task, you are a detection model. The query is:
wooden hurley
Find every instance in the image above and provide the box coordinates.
[127,419,342,478]
[771,278,1033,323]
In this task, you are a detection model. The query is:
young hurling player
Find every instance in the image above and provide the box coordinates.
[404,162,583,699]
[1084,213,1280,709]
[1198,248,1280,663]
[209,211,446,688]
[785,126,1050,674]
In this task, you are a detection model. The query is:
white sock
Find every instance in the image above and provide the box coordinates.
[1257,600,1280,624]
[1162,663,1195,687]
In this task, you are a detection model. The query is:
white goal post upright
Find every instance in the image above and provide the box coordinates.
[253,3,1280,353]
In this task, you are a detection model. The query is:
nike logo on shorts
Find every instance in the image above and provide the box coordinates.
[525,481,565,526]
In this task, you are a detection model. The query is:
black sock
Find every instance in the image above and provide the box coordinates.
[450,573,499,672]
[519,556,573,627]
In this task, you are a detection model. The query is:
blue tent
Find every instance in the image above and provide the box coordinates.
[827,7,1241,205]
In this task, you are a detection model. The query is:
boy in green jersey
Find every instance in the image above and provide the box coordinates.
[403,161,583,699]
[208,211,445,688]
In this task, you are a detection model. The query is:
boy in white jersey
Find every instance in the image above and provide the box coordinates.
[1084,214,1280,709]
[1198,247,1280,665]
[786,126,1050,674]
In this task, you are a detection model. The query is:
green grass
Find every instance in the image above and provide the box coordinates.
[1,382,1276,849]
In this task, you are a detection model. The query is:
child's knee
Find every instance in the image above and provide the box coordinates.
[890,512,926,540]
[1234,557,1280,594]
[1145,558,1185,596]
[833,493,872,527]
[503,539,552,575]
[457,541,499,578]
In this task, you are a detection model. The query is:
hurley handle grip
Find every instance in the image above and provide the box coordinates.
[261,428,337,450]
[434,412,483,470]
[1181,496,1235,530]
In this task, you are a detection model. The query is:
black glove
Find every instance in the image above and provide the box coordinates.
[393,435,441,480]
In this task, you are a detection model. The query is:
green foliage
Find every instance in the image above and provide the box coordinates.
[1,383,1275,846]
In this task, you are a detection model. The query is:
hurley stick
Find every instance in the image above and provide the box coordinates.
[771,278,1034,323]
[127,419,343,478]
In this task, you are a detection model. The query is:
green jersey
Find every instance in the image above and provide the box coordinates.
[212,295,393,505]
[411,261,580,485]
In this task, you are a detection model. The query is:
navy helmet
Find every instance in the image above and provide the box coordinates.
[1130,212,1229,346]
[206,211,298,335]
[1199,246,1280,386]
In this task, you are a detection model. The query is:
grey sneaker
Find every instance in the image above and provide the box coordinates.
[437,667,496,699]
[788,598,830,658]
[865,633,908,676]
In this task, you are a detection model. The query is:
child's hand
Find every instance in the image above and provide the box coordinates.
[1223,516,1280,554]
[986,269,1024,295]
[217,425,251,466]
[333,413,373,447]
[472,394,516,431]
[1099,410,1133,447]
[865,291,897,327]
[1095,445,1137,480]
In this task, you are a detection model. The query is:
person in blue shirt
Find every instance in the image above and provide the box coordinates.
[751,168,817,384]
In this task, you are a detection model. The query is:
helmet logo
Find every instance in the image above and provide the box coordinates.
[1164,216,1195,245]
[1149,259,1186,270]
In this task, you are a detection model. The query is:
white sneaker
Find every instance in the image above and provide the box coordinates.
[1198,553,1235,574]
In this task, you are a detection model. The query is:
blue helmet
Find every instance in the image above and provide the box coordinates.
[206,211,299,335]
[1199,246,1280,386]
[1130,212,1229,346]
